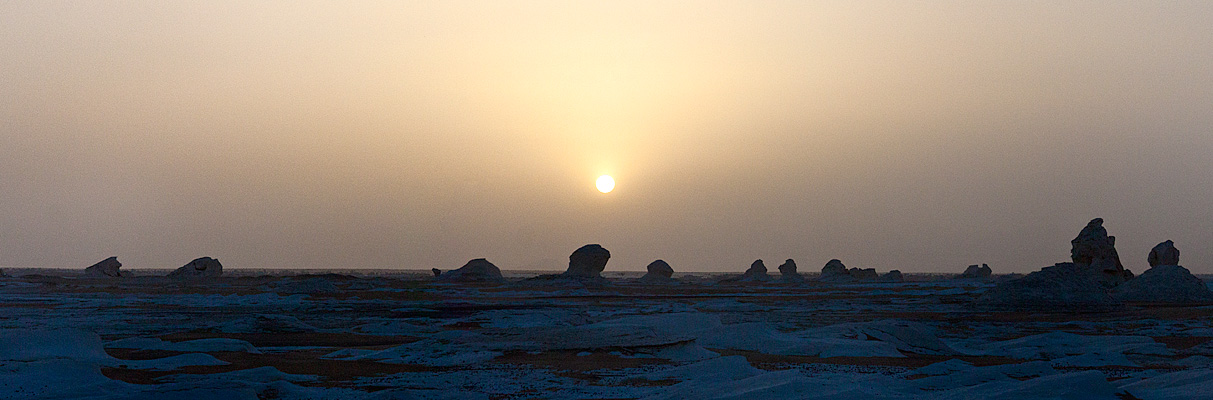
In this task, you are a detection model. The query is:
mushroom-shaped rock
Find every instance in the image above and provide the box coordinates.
[167,257,223,278]
[1148,240,1180,267]
[438,258,504,282]
[819,259,852,282]
[563,244,610,278]
[639,259,675,283]
[1113,265,1213,304]
[848,268,879,281]
[880,270,904,282]
[431,268,442,277]
[976,263,1120,309]
[84,257,125,278]
[958,264,993,279]
[1070,218,1132,286]
[778,259,804,283]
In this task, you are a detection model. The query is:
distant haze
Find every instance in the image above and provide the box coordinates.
[2,2,1212,273]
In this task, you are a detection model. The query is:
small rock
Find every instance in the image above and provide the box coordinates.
[167,257,223,278]
[84,257,125,278]
[639,260,675,283]
[819,259,851,282]
[848,268,879,281]
[880,270,904,282]
[958,264,993,279]
[778,259,804,283]
[1147,240,1180,267]
[438,258,504,282]
[431,268,442,277]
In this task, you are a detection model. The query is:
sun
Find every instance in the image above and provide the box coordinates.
[596,175,615,193]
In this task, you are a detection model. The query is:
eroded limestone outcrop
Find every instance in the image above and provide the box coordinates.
[438,258,505,282]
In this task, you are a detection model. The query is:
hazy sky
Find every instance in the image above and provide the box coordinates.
[3,1,1212,273]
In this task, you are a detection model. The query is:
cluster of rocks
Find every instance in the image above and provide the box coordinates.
[81,256,224,278]
[978,218,1212,308]
[819,259,901,283]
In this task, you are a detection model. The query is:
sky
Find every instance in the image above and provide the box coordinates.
[2,1,1212,273]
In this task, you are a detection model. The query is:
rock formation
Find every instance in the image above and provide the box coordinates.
[880,270,904,282]
[975,262,1120,309]
[84,257,125,278]
[438,258,505,282]
[562,244,611,278]
[1070,218,1132,287]
[167,257,223,278]
[778,259,804,283]
[639,259,675,283]
[1113,265,1213,303]
[958,264,992,279]
[431,268,442,277]
[819,259,851,282]
[848,268,879,281]
[1113,241,1213,303]
[723,259,770,283]
[1147,240,1180,267]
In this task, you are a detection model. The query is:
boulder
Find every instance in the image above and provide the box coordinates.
[778,259,804,283]
[563,244,610,278]
[431,268,442,277]
[958,264,993,279]
[1070,218,1132,286]
[83,257,125,278]
[724,259,770,283]
[819,259,851,282]
[639,259,675,283]
[1147,240,1180,267]
[975,263,1120,309]
[880,270,904,282]
[438,258,504,282]
[167,257,223,278]
[848,268,879,281]
[1113,265,1213,304]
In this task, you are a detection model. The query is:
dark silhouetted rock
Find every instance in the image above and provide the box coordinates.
[958,264,993,279]
[1070,218,1132,286]
[880,270,904,282]
[84,257,125,278]
[639,259,675,283]
[724,259,769,283]
[168,257,223,278]
[819,259,851,282]
[740,259,770,281]
[1113,264,1213,304]
[778,259,804,283]
[1148,240,1180,267]
[431,268,442,277]
[563,244,611,278]
[976,263,1120,309]
[438,258,504,282]
[848,268,879,281]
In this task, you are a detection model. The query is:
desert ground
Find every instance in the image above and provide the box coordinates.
[1,264,1211,400]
